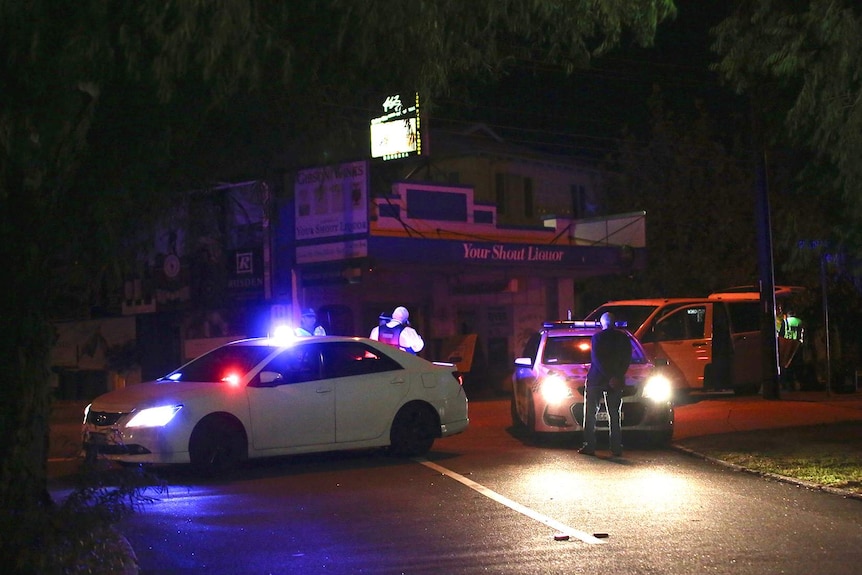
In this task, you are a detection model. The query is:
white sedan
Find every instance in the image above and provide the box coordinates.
[82,335,469,474]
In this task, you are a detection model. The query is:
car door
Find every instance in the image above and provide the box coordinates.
[321,341,409,443]
[512,332,542,414]
[647,303,712,389]
[246,343,335,450]
[724,300,763,390]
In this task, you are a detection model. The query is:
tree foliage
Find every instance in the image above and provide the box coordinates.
[0,1,676,570]
[712,0,862,253]
[711,1,862,384]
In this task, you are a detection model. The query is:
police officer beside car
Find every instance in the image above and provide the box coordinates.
[370,306,424,354]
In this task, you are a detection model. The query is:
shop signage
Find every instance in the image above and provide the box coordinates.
[367,237,612,268]
[294,160,369,243]
[461,242,565,262]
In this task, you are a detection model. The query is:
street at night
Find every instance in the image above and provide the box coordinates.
[9,3,862,573]
[49,394,862,574]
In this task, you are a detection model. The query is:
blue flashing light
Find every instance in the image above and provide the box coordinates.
[271,324,297,342]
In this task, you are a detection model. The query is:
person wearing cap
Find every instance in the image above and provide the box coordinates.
[295,308,326,336]
[369,306,424,354]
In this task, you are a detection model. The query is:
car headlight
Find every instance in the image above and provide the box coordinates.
[540,374,572,404]
[126,405,183,428]
[643,374,673,402]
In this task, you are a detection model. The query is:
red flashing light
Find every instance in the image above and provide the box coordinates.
[222,373,241,387]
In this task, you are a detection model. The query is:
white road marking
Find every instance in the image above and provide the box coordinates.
[417,458,606,545]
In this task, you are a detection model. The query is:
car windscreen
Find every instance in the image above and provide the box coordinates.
[543,334,647,365]
[164,345,276,382]
[542,336,593,365]
[585,304,658,333]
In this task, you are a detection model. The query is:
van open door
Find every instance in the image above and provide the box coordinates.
[642,303,712,391]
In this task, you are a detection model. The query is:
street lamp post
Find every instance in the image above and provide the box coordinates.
[755,156,780,400]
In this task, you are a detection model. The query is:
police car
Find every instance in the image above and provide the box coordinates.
[510,320,674,445]
[82,334,468,474]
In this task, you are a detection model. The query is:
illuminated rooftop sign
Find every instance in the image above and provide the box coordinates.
[370,92,421,161]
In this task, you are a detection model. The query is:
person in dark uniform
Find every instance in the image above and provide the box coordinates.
[579,312,632,457]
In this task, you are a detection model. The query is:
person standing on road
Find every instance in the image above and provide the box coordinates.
[579,311,632,457]
[370,306,424,354]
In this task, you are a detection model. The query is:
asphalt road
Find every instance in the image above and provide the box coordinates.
[48,394,862,575]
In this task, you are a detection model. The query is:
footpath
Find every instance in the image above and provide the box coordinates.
[673,389,862,440]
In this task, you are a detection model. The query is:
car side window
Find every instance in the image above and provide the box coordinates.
[261,344,323,385]
[654,305,706,341]
[321,341,402,378]
[627,336,648,364]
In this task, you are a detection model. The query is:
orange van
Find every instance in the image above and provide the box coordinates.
[586,288,804,395]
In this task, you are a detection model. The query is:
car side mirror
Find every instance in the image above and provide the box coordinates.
[259,371,284,386]
[514,357,532,367]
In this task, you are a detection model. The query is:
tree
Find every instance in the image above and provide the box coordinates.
[579,88,756,309]
[712,1,862,387]
[712,0,862,260]
[0,1,677,569]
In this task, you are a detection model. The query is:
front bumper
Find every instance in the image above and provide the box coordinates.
[571,400,674,430]
[537,397,673,433]
[82,424,191,465]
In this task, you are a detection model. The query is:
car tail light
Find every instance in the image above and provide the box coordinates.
[432,361,463,385]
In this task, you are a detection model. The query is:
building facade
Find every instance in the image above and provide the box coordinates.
[50,128,646,398]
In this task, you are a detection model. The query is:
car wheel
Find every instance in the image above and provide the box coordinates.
[188,414,247,476]
[389,402,437,457]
